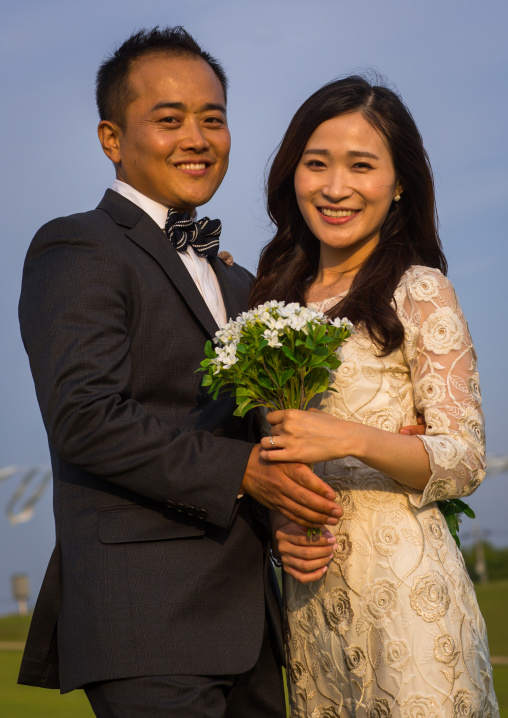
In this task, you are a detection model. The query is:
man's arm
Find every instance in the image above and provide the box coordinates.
[20,219,340,530]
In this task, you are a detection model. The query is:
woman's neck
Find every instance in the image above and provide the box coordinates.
[307,236,378,303]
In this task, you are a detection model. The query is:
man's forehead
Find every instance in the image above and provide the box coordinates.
[128,52,223,92]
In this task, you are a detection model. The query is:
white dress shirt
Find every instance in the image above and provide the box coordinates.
[111,179,227,327]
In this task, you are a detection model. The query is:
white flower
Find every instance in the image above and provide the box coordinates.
[335,360,358,387]
[424,408,451,435]
[458,407,485,447]
[434,634,460,665]
[414,374,446,409]
[373,525,401,555]
[330,317,354,332]
[467,372,482,404]
[262,329,282,348]
[384,639,410,670]
[360,578,400,628]
[215,344,238,368]
[400,694,440,718]
[363,407,400,433]
[410,571,450,622]
[421,307,464,355]
[407,270,440,302]
[423,477,459,502]
[423,436,465,470]
[423,516,446,547]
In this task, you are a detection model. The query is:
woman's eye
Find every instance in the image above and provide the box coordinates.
[305,160,326,168]
[353,162,373,169]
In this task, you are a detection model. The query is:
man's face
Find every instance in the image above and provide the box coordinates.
[110,53,230,212]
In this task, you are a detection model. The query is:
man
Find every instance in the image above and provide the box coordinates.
[17,27,341,717]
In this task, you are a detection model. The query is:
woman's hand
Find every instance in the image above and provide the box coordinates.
[260,408,362,464]
[275,520,337,583]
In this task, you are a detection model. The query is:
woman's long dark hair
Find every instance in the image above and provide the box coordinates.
[249,76,447,355]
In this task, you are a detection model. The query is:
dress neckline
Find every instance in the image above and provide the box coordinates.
[307,290,348,312]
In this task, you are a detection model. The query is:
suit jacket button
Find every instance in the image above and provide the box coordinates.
[176,503,186,513]
[166,500,175,509]
[197,509,208,521]
[186,506,196,516]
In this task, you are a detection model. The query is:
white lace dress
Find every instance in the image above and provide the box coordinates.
[285,266,499,717]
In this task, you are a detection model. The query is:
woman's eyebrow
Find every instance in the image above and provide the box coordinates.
[302,148,380,160]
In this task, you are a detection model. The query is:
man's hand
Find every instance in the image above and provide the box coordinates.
[241,445,342,528]
[275,520,337,583]
[399,414,426,436]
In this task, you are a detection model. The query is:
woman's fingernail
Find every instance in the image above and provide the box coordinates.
[327,536,336,544]
[322,566,328,574]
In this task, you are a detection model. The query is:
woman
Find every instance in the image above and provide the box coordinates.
[250,77,498,717]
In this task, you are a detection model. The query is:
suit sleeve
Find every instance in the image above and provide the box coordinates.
[19,218,254,529]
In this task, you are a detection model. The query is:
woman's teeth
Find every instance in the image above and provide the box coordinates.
[178,163,207,170]
[320,208,358,218]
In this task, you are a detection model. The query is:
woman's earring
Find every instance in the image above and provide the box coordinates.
[394,194,401,202]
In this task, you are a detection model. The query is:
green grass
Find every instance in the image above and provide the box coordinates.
[0,652,93,717]
[493,667,508,718]
[0,615,32,643]
[1,584,507,716]
[474,579,508,657]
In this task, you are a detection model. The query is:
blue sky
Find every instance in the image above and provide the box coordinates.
[1,0,507,613]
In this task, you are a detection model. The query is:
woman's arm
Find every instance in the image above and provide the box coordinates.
[260,409,431,490]
[261,268,485,503]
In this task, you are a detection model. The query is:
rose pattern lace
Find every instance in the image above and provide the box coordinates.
[285,266,498,717]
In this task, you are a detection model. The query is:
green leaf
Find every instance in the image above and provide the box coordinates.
[236,343,248,354]
[204,341,214,359]
[201,374,213,387]
[236,386,256,398]
[305,335,315,350]
[281,346,298,363]
[258,375,275,390]
[279,368,295,385]
[313,324,327,343]
[451,498,476,519]
[234,398,257,417]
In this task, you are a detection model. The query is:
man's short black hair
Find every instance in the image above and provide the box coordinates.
[96,26,228,128]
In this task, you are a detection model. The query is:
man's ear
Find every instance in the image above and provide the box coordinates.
[98,120,122,164]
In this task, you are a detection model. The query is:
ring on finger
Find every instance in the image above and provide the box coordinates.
[270,436,275,447]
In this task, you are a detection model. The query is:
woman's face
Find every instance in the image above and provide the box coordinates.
[294,111,401,265]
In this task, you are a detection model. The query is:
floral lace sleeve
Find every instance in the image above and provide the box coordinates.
[396,266,485,508]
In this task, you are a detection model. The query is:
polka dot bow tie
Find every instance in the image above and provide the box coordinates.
[165,208,221,258]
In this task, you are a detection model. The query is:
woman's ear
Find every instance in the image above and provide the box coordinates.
[393,183,404,202]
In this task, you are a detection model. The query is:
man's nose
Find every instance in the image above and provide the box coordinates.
[180,119,210,152]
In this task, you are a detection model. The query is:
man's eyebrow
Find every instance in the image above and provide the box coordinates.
[151,101,226,114]
[302,148,380,160]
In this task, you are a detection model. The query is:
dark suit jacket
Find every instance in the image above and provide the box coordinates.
[18,190,283,693]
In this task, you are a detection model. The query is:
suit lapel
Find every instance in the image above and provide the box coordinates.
[98,190,220,339]
[210,256,246,322]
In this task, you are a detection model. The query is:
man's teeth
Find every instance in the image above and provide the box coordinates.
[321,208,358,218]
[178,163,207,170]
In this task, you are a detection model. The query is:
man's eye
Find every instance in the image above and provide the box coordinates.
[204,116,225,125]
[161,116,180,124]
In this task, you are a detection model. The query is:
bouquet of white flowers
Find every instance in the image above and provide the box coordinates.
[198,300,353,417]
